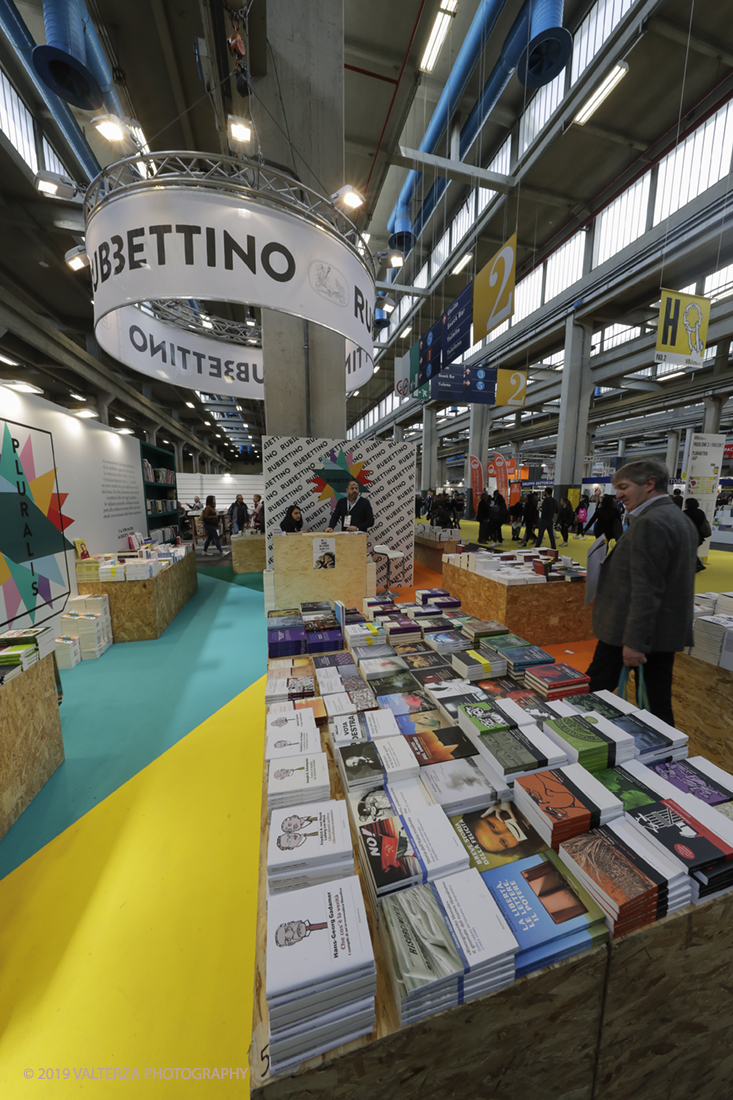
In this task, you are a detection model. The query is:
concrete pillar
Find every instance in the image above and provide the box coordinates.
[465,403,491,516]
[584,431,595,479]
[95,391,113,426]
[258,0,346,440]
[555,316,594,499]
[393,424,404,442]
[713,338,731,377]
[172,440,184,473]
[703,395,726,434]
[204,456,212,475]
[617,438,626,461]
[665,430,680,481]
[681,427,694,481]
[144,423,160,445]
[437,457,447,488]
[421,407,438,491]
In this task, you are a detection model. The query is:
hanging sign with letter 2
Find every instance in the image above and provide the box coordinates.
[655,289,711,369]
[473,233,516,340]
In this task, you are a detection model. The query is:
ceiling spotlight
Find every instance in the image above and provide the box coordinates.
[380,295,396,313]
[246,318,256,327]
[247,338,258,345]
[204,421,211,426]
[353,390,360,396]
[185,401,195,408]
[0,353,20,366]
[115,415,126,421]
[373,364,380,373]
[451,253,472,275]
[34,170,79,200]
[118,427,134,434]
[201,318,214,330]
[6,380,43,394]
[70,392,86,401]
[228,115,252,143]
[386,248,404,268]
[331,184,365,210]
[92,114,129,142]
[74,408,98,418]
[65,244,89,272]
[574,62,629,125]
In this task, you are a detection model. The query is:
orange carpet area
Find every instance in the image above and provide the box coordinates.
[543,639,597,673]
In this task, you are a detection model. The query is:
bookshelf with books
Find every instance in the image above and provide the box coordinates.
[140,442,178,542]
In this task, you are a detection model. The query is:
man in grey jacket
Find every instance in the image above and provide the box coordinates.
[587,458,697,725]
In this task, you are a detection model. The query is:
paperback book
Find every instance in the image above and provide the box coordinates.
[450,802,549,872]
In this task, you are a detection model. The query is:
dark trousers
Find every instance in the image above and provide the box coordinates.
[560,524,570,543]
[534,518,556,549]
[203,523,222,552]
[586,640,677,726]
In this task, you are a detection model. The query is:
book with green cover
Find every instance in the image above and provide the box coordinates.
[594,766,659,810]
[544,716,611,773]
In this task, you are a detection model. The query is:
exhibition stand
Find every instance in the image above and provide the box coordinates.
[0,654,64,841]
[271,533,368,609]
[78,551,197,641]
[232,533,267,574]
[414,532,464,574]
[442,561,594,646]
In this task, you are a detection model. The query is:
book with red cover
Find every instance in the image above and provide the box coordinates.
[528,664,591,687]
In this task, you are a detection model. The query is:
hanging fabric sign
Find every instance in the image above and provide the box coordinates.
[655,289,711,369]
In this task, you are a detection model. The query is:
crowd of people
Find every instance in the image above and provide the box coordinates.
[414,490,466,528]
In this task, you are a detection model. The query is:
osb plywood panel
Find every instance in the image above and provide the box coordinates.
[0,655,64,839]
[250,705,604,1100]
[79,553,198,641]
[414,536,462,575]
[595,893,733,1100]
[671,653,733,767]
[273,533,367,609]
[232,536,267,574]
[443,564,594,645]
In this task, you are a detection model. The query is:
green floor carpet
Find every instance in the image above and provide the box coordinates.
[0,571,267,882]
[197,564,265,591]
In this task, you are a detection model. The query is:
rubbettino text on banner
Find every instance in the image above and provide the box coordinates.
[655,289,711,369]
[473,233,516,340]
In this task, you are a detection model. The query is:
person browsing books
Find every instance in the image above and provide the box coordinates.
[325,480,374,533]
[586,459,697,725]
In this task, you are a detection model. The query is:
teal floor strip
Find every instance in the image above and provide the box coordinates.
[0,571,266,882]
[197,564,265,590]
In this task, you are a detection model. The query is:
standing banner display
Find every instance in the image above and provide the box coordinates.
[655,289,711,369]
[86,187,374,398]
[469,455,484,505]
[493,452,510,501]
[684,432,725,559]
[473,234,516,340]
[263,436,416,590]
[509,483,522,507]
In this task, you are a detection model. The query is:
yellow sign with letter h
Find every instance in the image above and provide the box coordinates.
[655,289,711,369]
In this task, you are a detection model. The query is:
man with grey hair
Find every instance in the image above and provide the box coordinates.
[586,458,697,725]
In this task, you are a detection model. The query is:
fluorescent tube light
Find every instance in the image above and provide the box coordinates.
[420,1,458,73]
[574,62,629,126]
[451,253,472,275]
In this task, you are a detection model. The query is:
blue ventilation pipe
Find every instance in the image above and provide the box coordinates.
[394,0,572,250]
[32,0,125,117]
[387,0,510,254]
[0,0,99,180]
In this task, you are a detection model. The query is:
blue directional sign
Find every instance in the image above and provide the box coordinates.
[463,361,497,404]
[444,283,473,365]
[418,315,446,385]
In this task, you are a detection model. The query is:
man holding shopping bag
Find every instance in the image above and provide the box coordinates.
[586,459,697,725]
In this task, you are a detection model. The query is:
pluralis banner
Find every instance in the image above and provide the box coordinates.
[87,187,374,398]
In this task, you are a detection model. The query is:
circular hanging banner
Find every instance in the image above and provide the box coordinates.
[86,187,375,396]
[97,305,264,399]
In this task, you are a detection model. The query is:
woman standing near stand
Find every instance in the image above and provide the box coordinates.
[202,495,225,555]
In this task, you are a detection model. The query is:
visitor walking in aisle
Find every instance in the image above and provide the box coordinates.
[586,459,697,725]
[509,495,525,541]
[557,498,574,545]
[534,487,559,549]
[475,491,491,544]
[574,493,590,538]
[252,494,265,532]
[491,490,508,544]
[683,497,711,572]
[202,496,226,555]
[670,488,683,508]
[228,494,249,534]
[593,495,623,545]
[518,492,538,546]
[280,505,305,532]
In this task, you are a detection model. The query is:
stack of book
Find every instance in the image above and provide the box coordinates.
[558,818,693,937]
[543,715,620,773]
[54,635,81,669]
[59,612,110,660]
[314,665,352,696]
[313,652,362,671]
[358,804,469,911]
[695,591,719,613]
[649,756,733,806]
[307,628,343,654]
[0,643,38,673]
[363,599,396,620]
[99,560,126,581]
[345,623,388,650]
[425,683,491,726]
[383,618,423,644]
[415,587,450,605]
[336,738,418,792]
[265,716,322,761]
[452,648,508,680]
[266,799,354,893]
[483,633,529,653]
[449,802,549,874]
[544,706,637,767]
[358,656,409,680]
[391,641,433,656]
[125,559,156,580]
[265,672,315,706]
[0,626,56,661]
[425,630,472,655]
[380,869,518,1025]
[264,876,376,1074]
[426,595,461,612]
[513,764,623,849]
[625,796,733,904]
[403,723,480,768]
[408,665,462,690]
[267,610,308,658]
[419,755,504,815]
[351,643,397,663]
[461,620,509,645]
[480,849,609,977]
[329,709,401,747]
[606,709,688,764]
[75,556,102,582]
[716,591,733,615]
[68,595,113,646]
[525,663,590,700]
[342,675,379,713]
[346,777,435,828]
[399,604,439,621]
[504,646,555,683]
[267,753,330,811]
[688,615,733,664]
[461,719,567,785]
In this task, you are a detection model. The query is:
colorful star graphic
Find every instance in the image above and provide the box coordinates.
[307,447,372,511]
[0,422,74,627]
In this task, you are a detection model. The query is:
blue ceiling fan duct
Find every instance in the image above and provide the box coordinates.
[32,0,103,110]
[517,0,572,88]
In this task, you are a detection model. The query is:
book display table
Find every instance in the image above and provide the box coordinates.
[272,532,368,609]
[78,550,198,641]
[0,654,64,840]
[232,533,267,574]
[414,533,463,574]
[249,710,733,1100]
[443,562,594,646]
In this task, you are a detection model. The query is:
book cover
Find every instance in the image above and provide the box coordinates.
[377,690,435,716]
[394,709,448,737]
[650,760,733,805]
[594,766,658,811]
[487,634,529,650]
[517,769,598,831]
[267,800,351,871]
[391,641,432,655]
[627,799,733,869]
[420,756,494,803]
[370,671,422,696]
[450,802,549,872]
[404,725,479,765]
[338,741,386,783]
[610,714,672,754]
[459,701,515,734]
[478,728,549,775]
[359,816,422,888]
[402,653,450,670]
[529,663,590,686]
[506,646,555,667]
[348,778,434,825]
[567,692,626,720]
[480,850,605,950]
[268,754,329,796]
[265,726,322,760]
[560,830,659,911]
[409,666,464,687]
[351,644,397,662]
[544,716,611,760]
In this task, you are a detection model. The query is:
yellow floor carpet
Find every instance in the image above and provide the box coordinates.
[0,677,266,1099]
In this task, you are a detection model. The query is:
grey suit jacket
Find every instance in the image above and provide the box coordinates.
[592,495,697,653]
